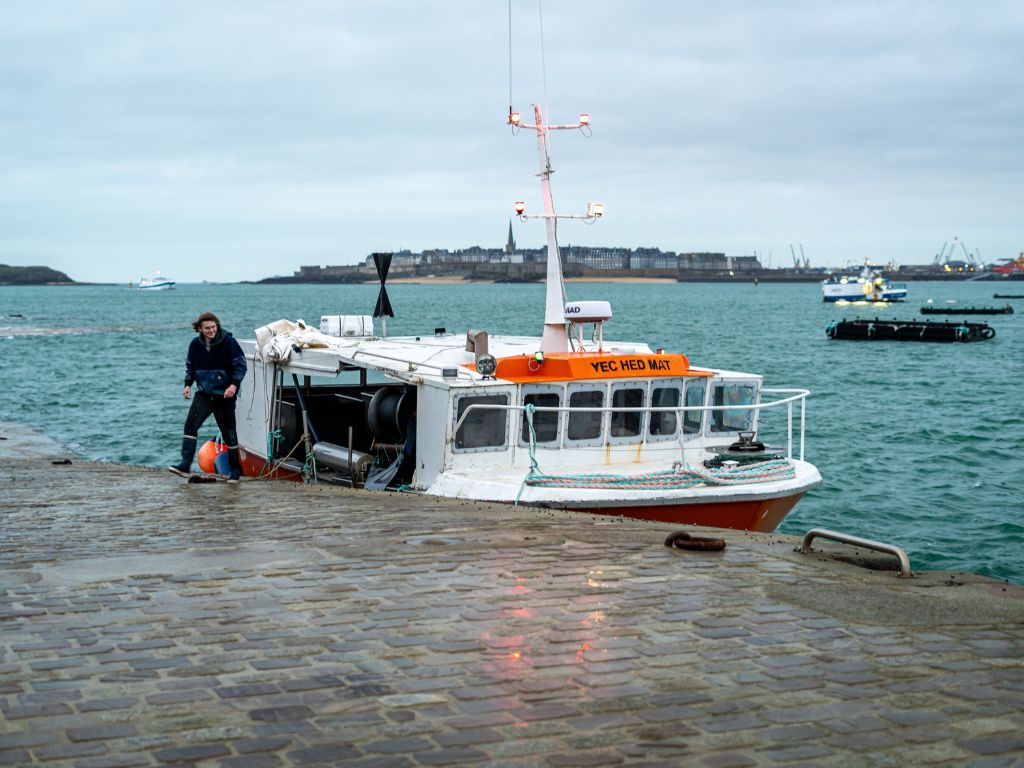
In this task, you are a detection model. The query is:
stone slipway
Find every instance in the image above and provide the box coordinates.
[1,422,1022,767]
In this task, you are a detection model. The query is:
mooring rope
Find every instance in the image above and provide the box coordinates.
[515,403,541,505]
[263,429,284,477]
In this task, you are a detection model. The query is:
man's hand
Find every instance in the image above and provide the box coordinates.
[183,385,191,400]
[224,384,238,399]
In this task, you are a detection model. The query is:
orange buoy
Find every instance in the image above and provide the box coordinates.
[197,439,230,476]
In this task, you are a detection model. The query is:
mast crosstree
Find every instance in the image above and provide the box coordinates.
[509,105,603,353]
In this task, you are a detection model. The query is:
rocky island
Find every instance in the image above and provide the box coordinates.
[0,265,75,285]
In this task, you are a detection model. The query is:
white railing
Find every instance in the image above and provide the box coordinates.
[450,388,810,460]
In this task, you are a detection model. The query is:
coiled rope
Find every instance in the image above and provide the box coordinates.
[524,458,795,490]
[515,402,795,498]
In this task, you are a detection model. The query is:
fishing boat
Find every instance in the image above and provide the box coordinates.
[135,273,175,291]
[233,105,822,532]
[821,264,907,302]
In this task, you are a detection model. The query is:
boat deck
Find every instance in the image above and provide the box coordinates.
[2,422,1023,766]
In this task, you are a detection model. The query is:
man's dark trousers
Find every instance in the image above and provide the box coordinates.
[183,392,241,476]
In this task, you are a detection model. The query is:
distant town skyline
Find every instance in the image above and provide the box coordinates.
[2,2,1022,284]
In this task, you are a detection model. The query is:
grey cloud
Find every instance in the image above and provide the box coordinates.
[1,1,1021,281]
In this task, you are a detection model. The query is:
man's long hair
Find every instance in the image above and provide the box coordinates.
[192,312,221,332]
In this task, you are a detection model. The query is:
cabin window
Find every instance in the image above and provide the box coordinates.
[519,387,562,447]
[683,378,708,436]
[711,382,756,433]
[453,393,509,452]
[648,381,682,440]
[566,386,604,444]
[609,384,645,443]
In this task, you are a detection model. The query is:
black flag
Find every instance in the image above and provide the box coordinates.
[372,252,394,318]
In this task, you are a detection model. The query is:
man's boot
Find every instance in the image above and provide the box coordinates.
[226,446,242,484]
[168,436,197,477]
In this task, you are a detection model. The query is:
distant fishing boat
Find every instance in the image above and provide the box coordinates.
[135,273,175,291]
[821,264,907,302]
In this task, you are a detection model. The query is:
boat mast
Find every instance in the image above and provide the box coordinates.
[511,104,602,353]
[533,104,568,352]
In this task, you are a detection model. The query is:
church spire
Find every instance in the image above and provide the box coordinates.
[505,220,516,254]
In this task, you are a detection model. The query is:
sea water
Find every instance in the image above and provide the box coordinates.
[2,280,1021,583]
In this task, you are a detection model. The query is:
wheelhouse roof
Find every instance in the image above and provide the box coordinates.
[240,331,757,388]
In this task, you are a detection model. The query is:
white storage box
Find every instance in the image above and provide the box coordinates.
[320,315,374,337]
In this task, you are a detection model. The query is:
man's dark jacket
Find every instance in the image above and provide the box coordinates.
[184,329,247,396]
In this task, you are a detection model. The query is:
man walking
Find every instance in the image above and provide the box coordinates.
[168,312,247,483]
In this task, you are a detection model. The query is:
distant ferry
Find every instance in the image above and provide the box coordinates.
[135,274,176,291]
[821,265,907,302]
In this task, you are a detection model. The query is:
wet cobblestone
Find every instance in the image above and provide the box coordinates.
[2,431,1024,766]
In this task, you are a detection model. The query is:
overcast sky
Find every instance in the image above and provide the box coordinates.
[2,1,1022,283]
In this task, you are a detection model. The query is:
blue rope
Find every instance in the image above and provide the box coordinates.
[264,429,284,476]
[302,447,318,484]
[515,404,541,505]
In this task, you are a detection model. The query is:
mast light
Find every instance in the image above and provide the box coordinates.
[579,113,590,125]
[509,110,521,126]
[514,201,526,216]
[587,201,604,218]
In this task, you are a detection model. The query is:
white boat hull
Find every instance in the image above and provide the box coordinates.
[423,459,821,532]
[238,448,820,532]
[821,283,906,302]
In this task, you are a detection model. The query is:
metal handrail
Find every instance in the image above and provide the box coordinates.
[798,528,913,578]
[449,389,809,456]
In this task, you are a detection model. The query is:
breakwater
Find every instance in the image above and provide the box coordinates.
[2,426,1023,766]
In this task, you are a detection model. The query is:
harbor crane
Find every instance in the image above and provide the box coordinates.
[933,237,981,267]
[790,244,811,271]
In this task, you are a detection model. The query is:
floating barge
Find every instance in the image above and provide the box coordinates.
[994,293,1024,299]
[826,318,996,342]
[920,304,1013,315]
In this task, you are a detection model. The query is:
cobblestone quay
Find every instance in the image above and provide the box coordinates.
[2,425,1023,767]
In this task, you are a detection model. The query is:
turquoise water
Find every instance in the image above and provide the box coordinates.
[2,280,1021,583]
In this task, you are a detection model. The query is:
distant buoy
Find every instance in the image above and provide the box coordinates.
[197,440,230,476]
